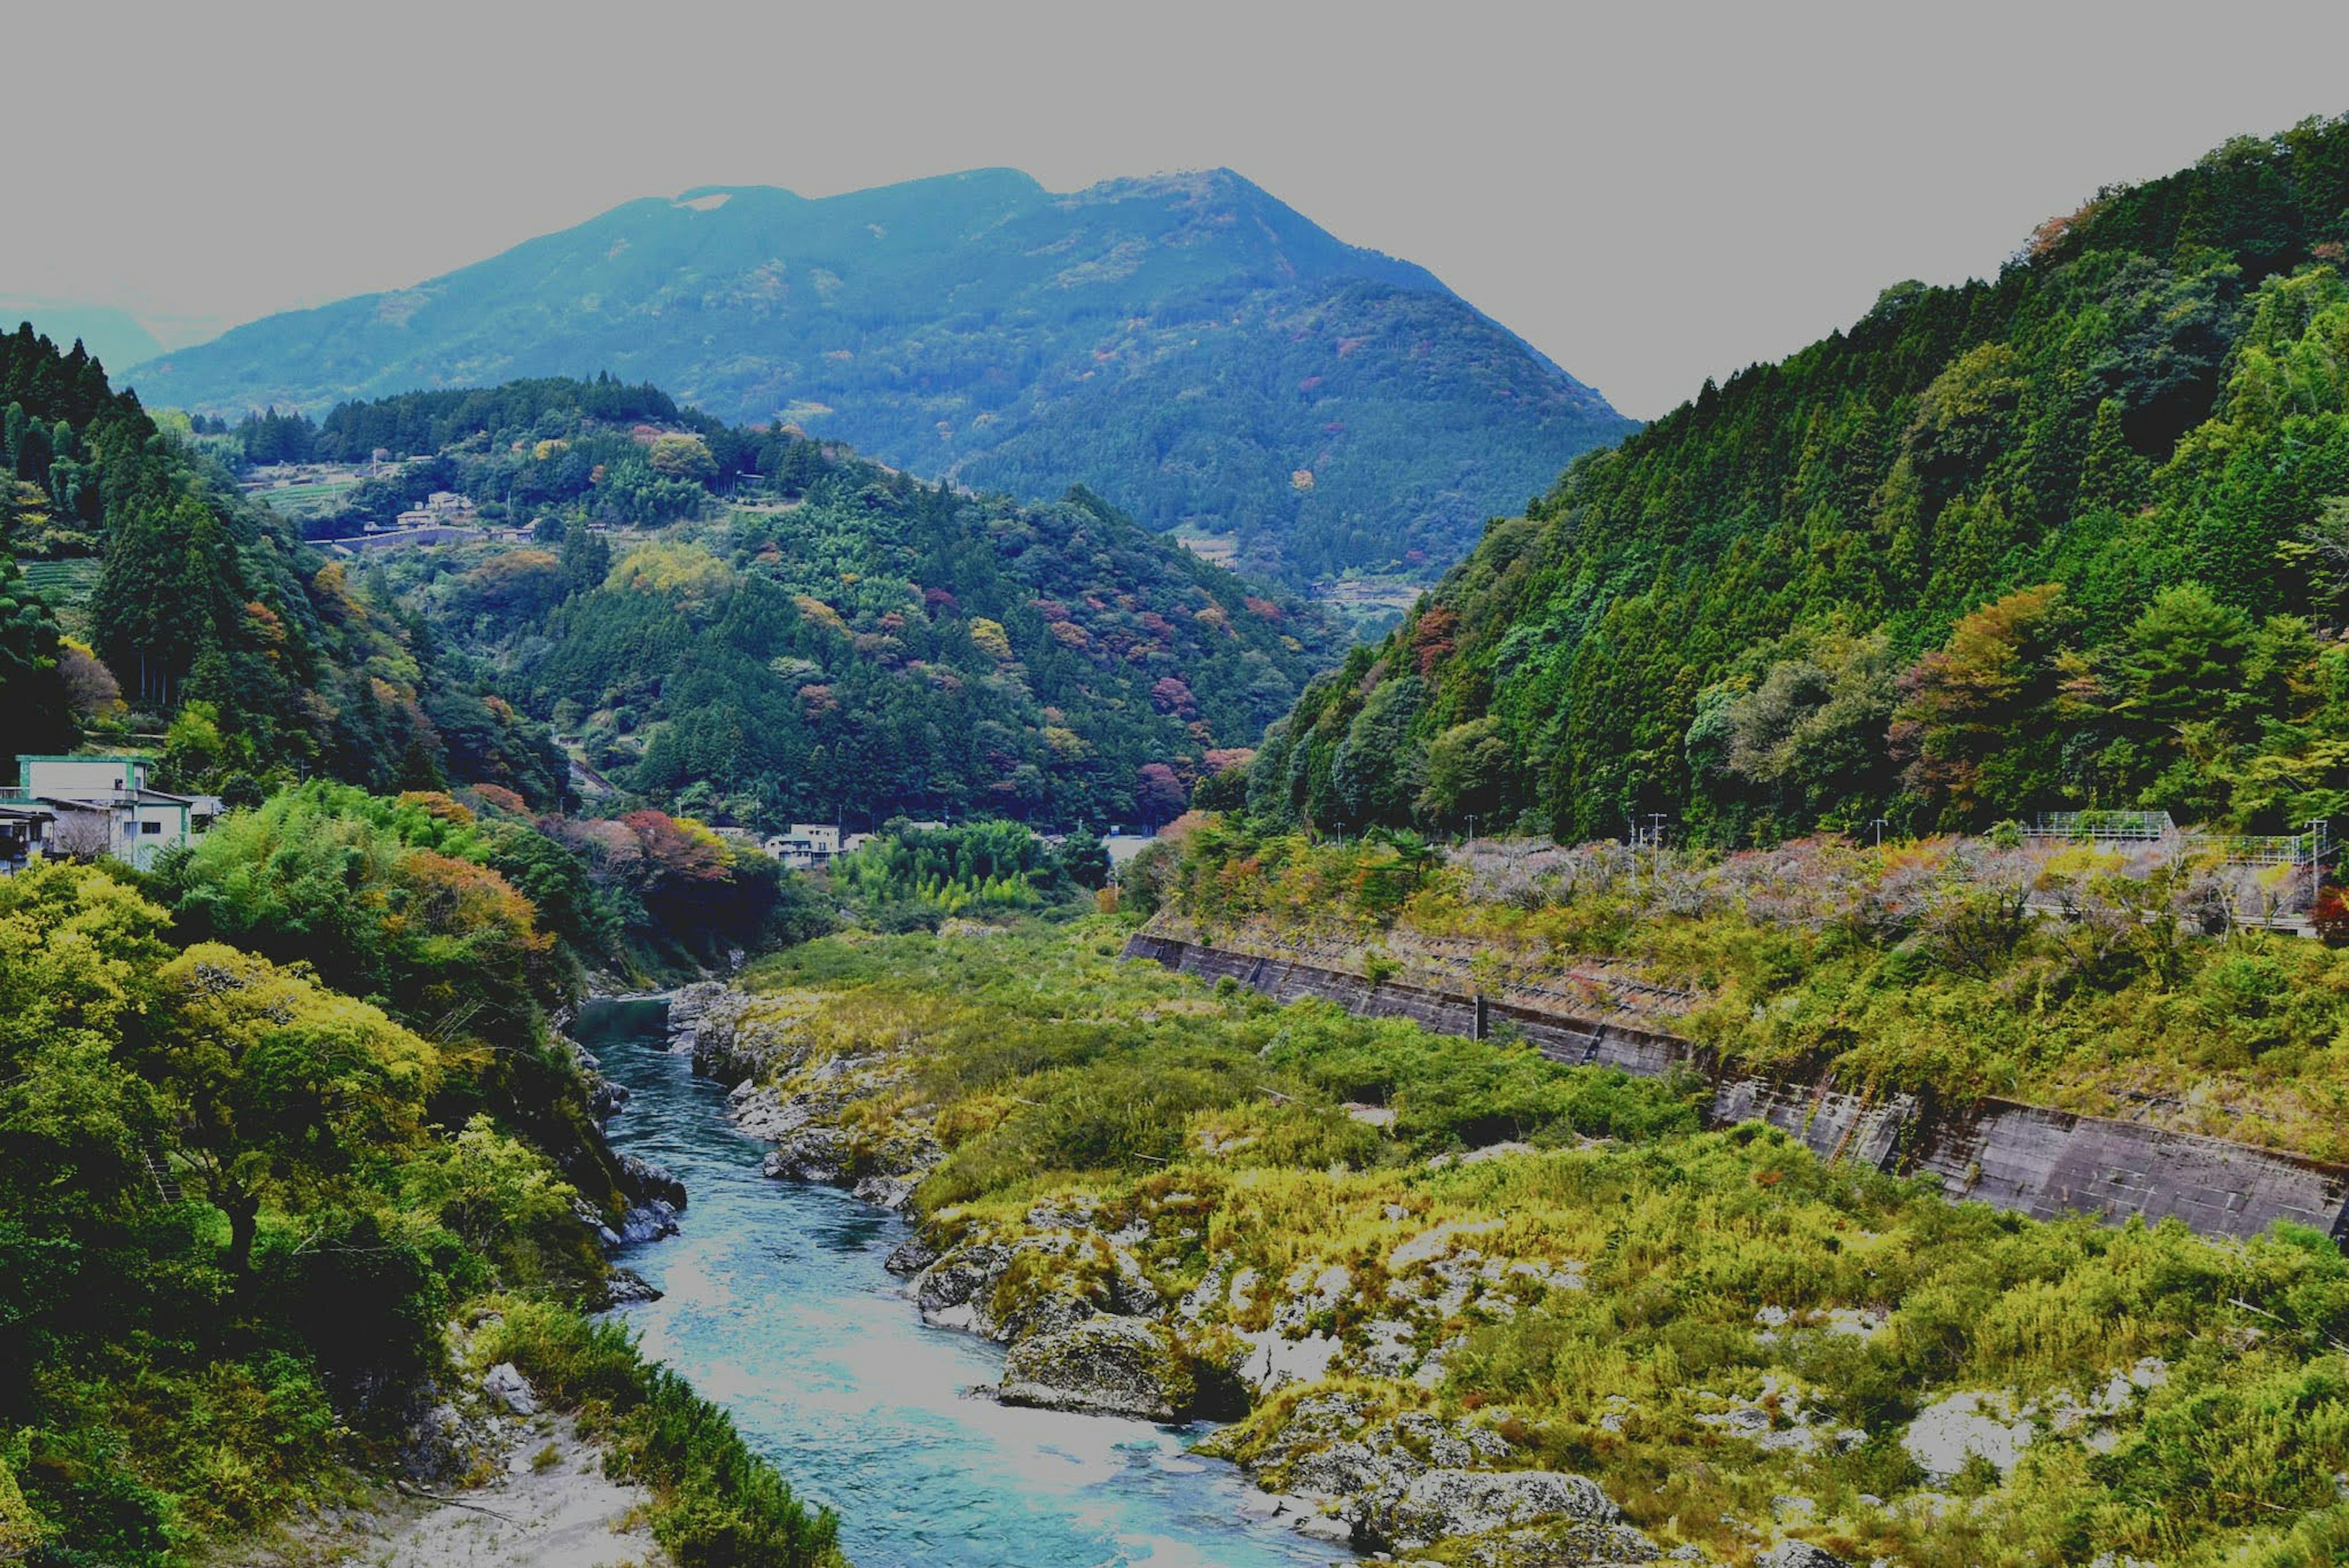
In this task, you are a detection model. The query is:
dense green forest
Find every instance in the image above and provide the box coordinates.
[125,168,1636,582]
[0,781,841,1566]
[0,325,563,801]
[291,376,1349,829]
[1252,116,2349,844]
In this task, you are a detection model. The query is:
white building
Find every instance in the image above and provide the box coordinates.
[13,755,223,871]
[761,822,845,871]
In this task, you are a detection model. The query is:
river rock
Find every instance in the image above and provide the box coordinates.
[1443,1520,1668,1566]
[884,1238,940,1276]
[916,1243,1012,1329]
[589,1077,631,1122]
[666,981,736,1063]
[762,1127,847,1183]
[621,1153,688,1209]
[993,1316,1193,1421]
[999,1290,1098,1341]
[733,1085,812,1140]
[1359,1469,1619,1554]
[853,1173,918,1209]
[571,1195,624,1248]
[616,1198,681,1246]
[601,1267,663,1305]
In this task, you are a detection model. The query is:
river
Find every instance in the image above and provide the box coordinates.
[576,997,1349,1568]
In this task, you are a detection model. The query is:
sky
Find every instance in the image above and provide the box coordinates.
[5,1,2347,417]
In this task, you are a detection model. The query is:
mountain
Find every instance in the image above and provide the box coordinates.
[124,169,1636,584]
[220,377,1350,830]
[1247,114,2349,844]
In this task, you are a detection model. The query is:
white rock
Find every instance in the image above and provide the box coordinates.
[1903,1391,2035,1481]
[483,1362,538,1416]
[1241,1328,1342,1392]
[1390,1217,1503,1269]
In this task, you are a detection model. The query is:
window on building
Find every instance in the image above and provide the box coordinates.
[141,821,162,835]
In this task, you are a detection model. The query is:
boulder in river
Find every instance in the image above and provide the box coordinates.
[621,1152,688,1209]
[884,1238,940,1276]
[915,1242,1011,1329]
[616,1198,681,1246]
[601,1266,664,1305]
[993,1316,1195,1421]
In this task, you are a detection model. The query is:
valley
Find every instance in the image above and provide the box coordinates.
[7,83,2349,1568]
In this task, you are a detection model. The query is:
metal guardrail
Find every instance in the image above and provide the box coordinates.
[2022,810,2176,841]
[2018,809,2328,869]
[2211,823,2329,868]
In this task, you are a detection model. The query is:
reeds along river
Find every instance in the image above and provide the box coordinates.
[573,998,1349,1568]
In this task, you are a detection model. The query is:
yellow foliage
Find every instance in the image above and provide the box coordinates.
[606,543,733,604]
[793,594,850,635]
[969,617,1014,661]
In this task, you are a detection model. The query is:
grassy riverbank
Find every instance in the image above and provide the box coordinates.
[1146,823,2349,1162]
[472,1301,843,1567]
[730,916,2349,1567]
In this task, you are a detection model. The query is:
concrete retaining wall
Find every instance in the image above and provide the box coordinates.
[1124,932,2349,1244]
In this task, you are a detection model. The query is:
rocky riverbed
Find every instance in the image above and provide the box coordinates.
[665,975,1883,1567]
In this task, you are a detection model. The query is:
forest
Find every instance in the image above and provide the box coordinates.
[295,377,1348,830]
[0,780,841,1566]
[0,325,563,801]
[0,336,1349,836]
[1251,116,2349,847]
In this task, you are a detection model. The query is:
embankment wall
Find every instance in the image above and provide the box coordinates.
[1123,933,2349,1244]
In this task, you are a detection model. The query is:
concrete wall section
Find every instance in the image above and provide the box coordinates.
[1123,931,2349,1246]
[1911,1100,2349,1241]
[1712,1078,1916,1172]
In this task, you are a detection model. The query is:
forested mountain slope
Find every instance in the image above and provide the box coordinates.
[0,326,560,800]
[256,377,1348,830]
[1253,115,2349,843]
[124,169,1636,581]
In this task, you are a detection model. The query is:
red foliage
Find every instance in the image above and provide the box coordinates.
[1136,763,1189,819]
[1411,604,1460,677]
[1150,677,1198,717]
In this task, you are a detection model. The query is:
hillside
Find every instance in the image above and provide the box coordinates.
[0,325,563,801]
[242,377,1349,830]
[1249,115,2349,843]
[123,169,1636,582]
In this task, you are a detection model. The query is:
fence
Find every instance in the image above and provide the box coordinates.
[2019,810,2327,871]
[2022,810,2176,842]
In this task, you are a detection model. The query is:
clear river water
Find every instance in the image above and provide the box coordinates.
[576,997,1349,1568]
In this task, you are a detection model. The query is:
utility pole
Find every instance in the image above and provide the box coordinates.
[1872,817,1887,849]
[1647,813,1668,852]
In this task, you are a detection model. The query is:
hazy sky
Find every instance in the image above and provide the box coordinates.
[7,1,2347,417]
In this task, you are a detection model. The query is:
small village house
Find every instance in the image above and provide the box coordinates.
[11,755,223,871]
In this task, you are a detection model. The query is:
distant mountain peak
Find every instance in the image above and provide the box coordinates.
[129,167,1634,582]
